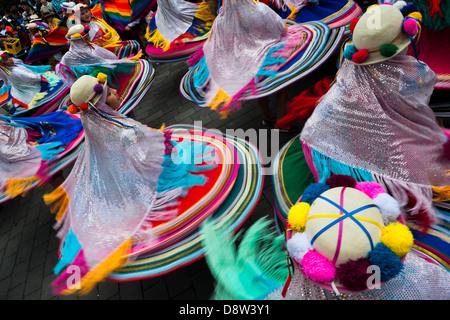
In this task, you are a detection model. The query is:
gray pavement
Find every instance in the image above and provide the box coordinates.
[0,57,335,300]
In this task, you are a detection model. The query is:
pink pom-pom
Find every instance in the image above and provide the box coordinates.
[301,250,335,283]
[352,49,369,63]
[403,18,419,36]
[355,181,386,199]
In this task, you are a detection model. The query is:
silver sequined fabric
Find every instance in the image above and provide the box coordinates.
[266,250,450,300]
[301,52,449,187]
[0,59,42,105]
[55,94,167,268]
[203,0,287,99]
[0,120,42,189]
[154,0,200,44]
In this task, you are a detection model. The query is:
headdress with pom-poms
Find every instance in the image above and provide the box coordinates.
[67,72,107,114]
[284,175,413,295]
[343,1,422,65]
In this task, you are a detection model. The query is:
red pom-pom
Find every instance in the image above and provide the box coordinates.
[352,49,369,64]
[326,174,357,189]
[349,18,359,34]
[336,258,371,291]
[67,104,79,114]
[79,103,89,112]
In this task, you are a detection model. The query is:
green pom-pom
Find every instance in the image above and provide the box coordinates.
[380,44,398,57]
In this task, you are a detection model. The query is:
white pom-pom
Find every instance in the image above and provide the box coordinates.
[287,232,313,263]
[393,1,407,9]
[373,193,401,225]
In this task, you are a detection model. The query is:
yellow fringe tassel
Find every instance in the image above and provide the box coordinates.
[5,176,40,198]
[124,49,143,61]
[195,2,217,22]
[431,185,450,202]
[43,185,69,222]
[146,28,171,52]
[60,238,133,295]
[287,3,300,20]
[209,88,231,111]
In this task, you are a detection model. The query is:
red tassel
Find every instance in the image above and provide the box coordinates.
[276,76,333,128]
[281,254,292,298]
[428,0,442,17]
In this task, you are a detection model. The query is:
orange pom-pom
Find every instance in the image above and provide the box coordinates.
[349,18,359,34]
[67,104,79,114]
[79,103,89,112]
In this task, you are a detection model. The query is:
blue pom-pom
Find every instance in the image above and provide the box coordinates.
[302,183,330,205]
[368,243,403,282]
[343,45,358,60]
[400,3,418,16]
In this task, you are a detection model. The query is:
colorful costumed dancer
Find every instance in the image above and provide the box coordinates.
[0,110,84,203]
[145,0,216,63]
[273,2,450,269]
[201,177,450,300]
[108,123,264,282]
[180,0,346,120]
[270,0,362,35]
[0,51,69,116]
[55,24,155,115]
[44,74,262,295]
[76,4,141,59]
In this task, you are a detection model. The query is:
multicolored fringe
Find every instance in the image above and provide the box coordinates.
[300,140,446,231]
[140,130,216,223]
[145,2,215,52]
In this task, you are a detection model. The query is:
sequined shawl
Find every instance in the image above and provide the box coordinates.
[300,52,450,216]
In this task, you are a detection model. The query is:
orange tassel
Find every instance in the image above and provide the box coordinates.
[5,176,40,198]
[43,185,69,222]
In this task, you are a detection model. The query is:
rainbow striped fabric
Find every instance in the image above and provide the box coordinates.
[25,17,69,64]
[102,0,157,31]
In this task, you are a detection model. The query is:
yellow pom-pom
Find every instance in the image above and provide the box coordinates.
[288,202,310,232]
[408,12,423,22]
[380,222,413,257]
[73,33,81,39]
[97,72,107,83]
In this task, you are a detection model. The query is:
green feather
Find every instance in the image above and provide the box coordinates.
[201,218,289,300]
